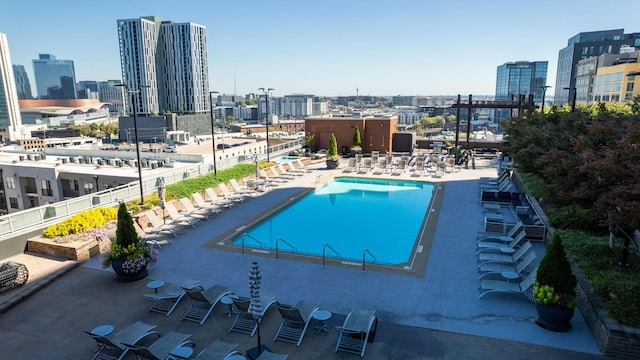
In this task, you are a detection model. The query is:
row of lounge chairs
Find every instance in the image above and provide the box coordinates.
[142,280,377,356]
[476,220,538,299]
[84,320,285,360]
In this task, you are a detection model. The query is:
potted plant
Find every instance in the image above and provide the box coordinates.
[326,133,340,169]
[102,202,158,282]
[351,127,362,156]
[533,232,577,332]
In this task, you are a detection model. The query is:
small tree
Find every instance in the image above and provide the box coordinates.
[327,133,339,161]
[534,233,577,307]
[352,127,362,149]
[115,202,139,249]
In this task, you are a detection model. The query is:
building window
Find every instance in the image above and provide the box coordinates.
[41,180,53,197]
[9,197,18,209]
[627,82,634,92]
[5,177,15,189]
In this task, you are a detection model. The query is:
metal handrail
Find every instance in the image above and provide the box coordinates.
[362,247,377,272]
[315,175,327,187]
[275,236,297,260]
[322,242,340,268]
[241,233,264,255]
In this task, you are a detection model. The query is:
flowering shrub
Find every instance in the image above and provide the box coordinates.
[101,203,159,272]
[51,222,116,244]
[43,208,117,238]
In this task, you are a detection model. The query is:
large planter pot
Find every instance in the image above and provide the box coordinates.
[110,257,148,282]
[326,159,340,169]
[535,302,574,332]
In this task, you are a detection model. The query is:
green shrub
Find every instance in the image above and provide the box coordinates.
[535,233,577,308]
[547,204,602,233]
[42,207,117,238]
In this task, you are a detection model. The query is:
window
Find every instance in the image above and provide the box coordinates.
[627,82,634,92]
[5,177,15,189]
[9,197,18,209]
[614,72,623,81]
[41,180,52,197]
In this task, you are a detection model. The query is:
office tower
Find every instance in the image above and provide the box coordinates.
[98,80,124,115]
[0,33,22,141]
[12,65,33,99]
[117,16,209,115]
[77,80,99,99]
[554,29,640,104]
[32,54,78,99]
[494,61,548,122]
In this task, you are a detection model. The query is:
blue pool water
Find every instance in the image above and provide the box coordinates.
[275,157,299,163]
[231,177,434,265]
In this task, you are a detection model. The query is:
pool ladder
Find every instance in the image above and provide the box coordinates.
[322,243,340,268]
[362,248,377,272]
[315,175,328,187]
[275,237,297,260]
[240,233,264,255]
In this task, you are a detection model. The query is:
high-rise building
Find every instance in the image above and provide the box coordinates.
[0,33,22,141]
[32,54,78,99]
[554,29,640,104]
[280,94,314,119]
[494,61,548,122]
[117,16,209,115]
[98,80,124,116]
[12,65,33,99]
[77,80,99,99]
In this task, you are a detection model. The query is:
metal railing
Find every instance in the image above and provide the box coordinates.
[362,247,377,272]
[315,175,327,187]
[275,236,297,260]
[240,233,264,255]
[0,138,304,246]
[322,242,340,268]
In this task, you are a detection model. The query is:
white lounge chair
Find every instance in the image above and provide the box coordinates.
[182,284,232,325]
[193,340,240,360]
[229,178,259,197]
[84,321,159,360]
[273,300,319,347]
[229,295,277,336]
[124,331,194,360]
[478,251,537,279]
[204,187,235,208]
[476,231,527,254]
[178,197,215,220]
[144,281,201,316]
[141,210,184,238]
[164,202,201,228]
[478,241,533,264]
[191,192,224,214]
[335,307,377,358]
[479,272,537,299]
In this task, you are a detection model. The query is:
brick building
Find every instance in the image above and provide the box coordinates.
[304,115,398,154]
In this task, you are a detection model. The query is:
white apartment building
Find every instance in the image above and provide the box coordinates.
[0,33,22,141]
[117,16,209,115]
[280,94,313,118]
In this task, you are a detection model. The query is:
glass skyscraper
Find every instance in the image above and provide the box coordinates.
[12,65,32,99]
[117,16,209,115]
[32,54,78,99]
[0,33,22,141]
[494,61,548,122]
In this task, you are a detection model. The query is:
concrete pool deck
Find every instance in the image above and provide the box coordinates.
[0,158,604,359]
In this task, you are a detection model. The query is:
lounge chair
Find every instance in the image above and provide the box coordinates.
[229,178,260,197]
[191,192,224,214]
[273,300,320,346]
[478,241,532,264]
[479,271,537,299]
[481,169,510,185]
[377,158,387,174]
[258,169,288,184]
[84,321,159,360]
[478,251,537,279]
[179,197,217,220]
[193,339,240,360]
[335,307,377,358]
[141,210,184,238]
[294,159,313,173]
[477,221,524,241]
[123,330,194,360]
[229,295,277,336]
[476,231,527,254]
[344,158,356,172]
[182,284,232,325]
[254,350,289,360]
[144,281,201,316]
[278,163,302,177]
[217,183,246,203]
[164,202,201,228]
[204,187,235,208]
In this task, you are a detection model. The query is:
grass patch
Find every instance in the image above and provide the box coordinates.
[558,229,640,327]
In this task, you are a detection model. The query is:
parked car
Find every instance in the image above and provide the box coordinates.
[163,146,178,153]
[217,143,232,150]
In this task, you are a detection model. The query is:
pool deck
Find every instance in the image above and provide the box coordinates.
[0,158,605,359]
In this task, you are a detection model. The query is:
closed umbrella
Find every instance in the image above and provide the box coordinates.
[158,178,166,224]
[255,156,260,179]
[248,261,264,356]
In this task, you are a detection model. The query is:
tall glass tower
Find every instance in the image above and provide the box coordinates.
[494,61,548,122]
[32,54,78,99]
[0,33,22,141]
[12,65,33,99]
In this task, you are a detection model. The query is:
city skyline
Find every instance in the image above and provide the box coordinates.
[1,0,640,97]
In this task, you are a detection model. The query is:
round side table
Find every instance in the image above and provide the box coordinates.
[221,294,235,318]
[501,271,519,282]
[91,324,114,337]
[147,280,165,293]
[168,346,193,360]
[312,309,332,334]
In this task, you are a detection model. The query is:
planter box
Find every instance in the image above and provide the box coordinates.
[27,234,112,262]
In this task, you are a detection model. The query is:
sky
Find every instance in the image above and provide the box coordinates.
[2,0,640,97]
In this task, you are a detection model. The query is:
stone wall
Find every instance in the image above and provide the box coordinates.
[27,236,110,262]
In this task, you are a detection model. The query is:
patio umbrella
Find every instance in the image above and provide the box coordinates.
[255,156,260,179]
[158,178,166,224]
[248,261,264,356]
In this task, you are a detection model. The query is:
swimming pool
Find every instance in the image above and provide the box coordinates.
[275,156,299,163]
[229,177,435,265]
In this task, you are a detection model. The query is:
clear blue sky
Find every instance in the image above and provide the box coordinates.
[2,0,639,97]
